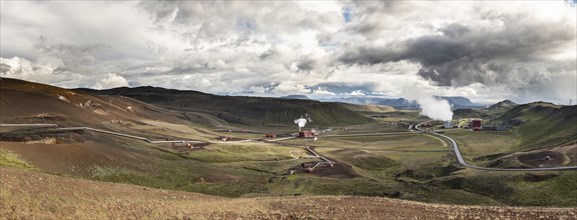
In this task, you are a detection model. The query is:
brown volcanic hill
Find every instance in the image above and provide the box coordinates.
[79,86,374,127]
[2,167,575,219]
[0,78,227,181]
[0,77,138,126]
[0,77,195,127]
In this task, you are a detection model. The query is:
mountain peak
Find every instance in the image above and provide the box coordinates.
[488,100,517,110]
[280,95,310,100]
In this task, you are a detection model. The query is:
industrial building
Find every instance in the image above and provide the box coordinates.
[298,130,316,138]
[470,119,482,131]
[265,133,277,138]
[484,121,511,131]
[456,118,483,130]
[496,123,510,131]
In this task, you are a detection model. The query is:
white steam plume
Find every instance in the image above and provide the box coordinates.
[402,86,453,121]
[294,113,312,131]
[294,118,307,128]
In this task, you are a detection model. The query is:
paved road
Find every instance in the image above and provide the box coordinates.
[320,132,416,138]
[415,122,577,171]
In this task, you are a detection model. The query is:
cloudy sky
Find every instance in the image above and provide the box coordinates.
[1,1,575,104]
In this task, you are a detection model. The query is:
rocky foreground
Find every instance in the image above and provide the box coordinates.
[1,167,575,219]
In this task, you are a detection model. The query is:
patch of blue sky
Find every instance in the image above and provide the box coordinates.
[342,8,352,23]
[235,17,256,31]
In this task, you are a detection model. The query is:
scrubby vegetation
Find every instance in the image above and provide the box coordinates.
[0,149,38,170]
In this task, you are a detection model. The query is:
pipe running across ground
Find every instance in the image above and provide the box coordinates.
[0,123,203,145]
[303,145,334,171]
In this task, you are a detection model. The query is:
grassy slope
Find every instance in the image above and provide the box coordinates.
[435,171,577,207]
[422,104,577,206]
[449,102,576,158]
[340,102,396,113]
[80,86,373,127]
[2,167,576,219]
[453,108,489,119]
[0,138,301,198]
[498,102,577,150]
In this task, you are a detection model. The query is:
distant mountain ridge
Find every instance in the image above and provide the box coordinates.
[280,95,310,100]
[0,78,373,128]
[488,100,517,110]
[320,96,483,110]
[79,86,373,127]
[436,96,482,108]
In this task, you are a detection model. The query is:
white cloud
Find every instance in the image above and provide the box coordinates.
[93,73,129,89]
[0,1,574,104]
[270,83,311,95]
[0,56,86,88]
[312,88,336,96]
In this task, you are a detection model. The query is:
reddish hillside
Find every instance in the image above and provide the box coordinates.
[0,77,192,127]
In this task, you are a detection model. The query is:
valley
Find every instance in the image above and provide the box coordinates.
[1,78,576,218]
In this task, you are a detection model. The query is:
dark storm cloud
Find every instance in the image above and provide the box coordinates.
[137,1,340,34]
[259,48,276,60]
[440,23,470,38]
[339,13,575,87]
[34,35,109,69]
[344,1,412,38]
[35,36,108,56]
[296,58,317,72]
[338,46,403,66]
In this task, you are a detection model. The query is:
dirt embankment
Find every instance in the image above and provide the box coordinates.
[2,167,576,219]
[517,151,565,167]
